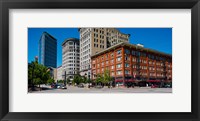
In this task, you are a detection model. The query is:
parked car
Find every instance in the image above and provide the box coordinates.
[78,83,84,88]
[126,82,134,88]
[164,84,171,88]
[57,84,67,89]
[51,84,57,88]
[51,84,67,89]
[95,85,103,89]
[151,84,159,88]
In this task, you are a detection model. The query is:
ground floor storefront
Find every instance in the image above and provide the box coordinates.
[113,76,172,88]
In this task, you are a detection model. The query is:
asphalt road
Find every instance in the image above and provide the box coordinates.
[30,86,172,93]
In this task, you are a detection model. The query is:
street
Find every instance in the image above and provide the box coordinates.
[30,86,172,93]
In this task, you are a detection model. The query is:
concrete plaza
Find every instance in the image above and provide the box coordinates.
[30,86,172,93]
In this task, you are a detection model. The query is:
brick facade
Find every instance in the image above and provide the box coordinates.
[91,42,172,85]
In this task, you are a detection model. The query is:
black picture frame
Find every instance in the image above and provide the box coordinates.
[0,0,200,121]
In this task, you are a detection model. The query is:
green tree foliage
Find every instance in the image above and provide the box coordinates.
[95,69,112,85]
[72,74,92,85]
[47,78,55,84]
[103,69,112,84]
[82,76,88,84]
[73,74,82,85]
[66,78,71,84]
[57,80,64,83]
[95,74,103,84]
[28,61,51,90]
[85,78,92,84]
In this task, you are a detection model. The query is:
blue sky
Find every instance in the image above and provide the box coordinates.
[28,28,172,68]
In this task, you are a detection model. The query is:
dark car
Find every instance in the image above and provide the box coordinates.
[51,84,57,88]
[51,84,67,89]
[57,84,67,89]
[126,82,134,88]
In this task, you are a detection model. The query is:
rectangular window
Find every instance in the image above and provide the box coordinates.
[125,49,130,54]
[117,70,122,75]
[110,59,114,63]
[111,53,114,57]
[92,64,95,68]
[106,54,108,58]
[125,63,129,67]
[117,49,122,54]
[132,50,136,55]
[125,70,130,74]
[141,52,146,57]
[116,64,122,68]
[125,56,129,61]
[132,58,136,62]
[117,57,121,61]
[136,51,140,56]
[69,42,73,45]
[132,65,136,68]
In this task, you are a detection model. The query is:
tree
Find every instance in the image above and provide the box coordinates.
[73,74,82,85]
[47,78,55,84]
[57,80,64,83]
[103,69,112,84]
[82,76,87,84]
[28,61,51,91]
[86,78,92,84]
[95,74,103,85]
[95,69,112,86]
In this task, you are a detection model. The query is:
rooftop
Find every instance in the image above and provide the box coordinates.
[78,28,130,37]
[91,42,172,58]
[62,38,79,46]
[43,31,57,40]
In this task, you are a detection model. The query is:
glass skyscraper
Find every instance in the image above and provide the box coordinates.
[39,32,57,68]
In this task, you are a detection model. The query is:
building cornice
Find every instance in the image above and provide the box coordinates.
[91,42,172,58]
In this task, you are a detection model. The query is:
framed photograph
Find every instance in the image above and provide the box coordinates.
[0,0,200,121]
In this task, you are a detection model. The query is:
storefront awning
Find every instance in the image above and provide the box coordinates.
[115,80,136,82]
[115,80,123,82]
[125,79,135,82]
[147,80,160,82]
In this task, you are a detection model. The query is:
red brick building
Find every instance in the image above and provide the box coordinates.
[91,42,172,86]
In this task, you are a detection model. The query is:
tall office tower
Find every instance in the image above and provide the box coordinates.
[62,38,80,81]
[39,32,57,68]
[79,28,130,79]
